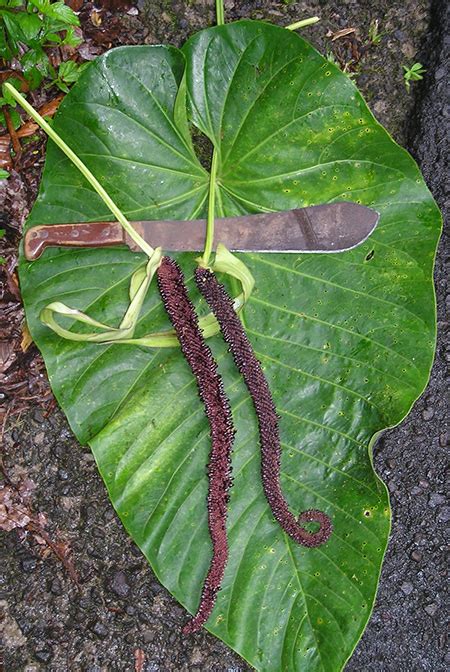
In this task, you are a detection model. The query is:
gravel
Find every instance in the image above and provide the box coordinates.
[2,1,447,670]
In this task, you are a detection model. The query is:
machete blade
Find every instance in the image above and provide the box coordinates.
[24,202,379,260]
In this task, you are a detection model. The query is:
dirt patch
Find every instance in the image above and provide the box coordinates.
[2,1,447,670]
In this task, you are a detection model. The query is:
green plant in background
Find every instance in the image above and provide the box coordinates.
[0,0,86,128]
[326,49,339,65]
[9,2,442,670]
[46,58,90,94]
[403,62,426,92]
[368,18,385,45]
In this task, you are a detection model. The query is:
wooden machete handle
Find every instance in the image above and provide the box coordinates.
[24,222,126,260]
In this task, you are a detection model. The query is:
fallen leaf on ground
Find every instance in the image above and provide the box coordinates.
[327,27,357,41]
[0,137,12,172]
[20,323,33,352]
[0,471,78,584]
[134,648,146,672]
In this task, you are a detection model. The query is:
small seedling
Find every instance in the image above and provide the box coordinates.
[368,19,385,45]
[326,49,339,66]
[403,62,426,92]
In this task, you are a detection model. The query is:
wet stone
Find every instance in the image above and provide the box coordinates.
[51,444,66,459]
[50,578,62,595]
[401,582,413,595]
[21,557,37,573]
[57,469,69,481]
[34,648,52,663]
[87,544,106,560]
[437,507,450,523]
[32,409,44,424]
[33,432,45,446]
[138,610,152,625]
[2,613,27,648]
[422,408,434,421]
[32,621,46,637]
[103,508,115,522]
[130,544,142,557]
[191,647,203,664]
[145,663,159,672]
[91,527,105,538]
[91,621,109,639]
[142,629,155,643]
[424,603,438,617]
[17,618,33,636]
[428,493,445,507]
[111,571,131,598]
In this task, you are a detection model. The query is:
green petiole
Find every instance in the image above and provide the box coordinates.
[40,244,253,348]
[199,0,225,268]
[4,82,155,259]
[286,17,320,31]
[7,30,255,349]
[215,0,225,26]
[200,148,219,268]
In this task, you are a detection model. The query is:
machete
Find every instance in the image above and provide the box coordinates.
[24,201,378,261]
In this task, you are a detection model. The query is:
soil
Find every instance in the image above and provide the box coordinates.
[1,1,448,671]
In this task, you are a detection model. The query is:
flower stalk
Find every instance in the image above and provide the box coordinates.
[157,256,235,633]
[195,266,333,548]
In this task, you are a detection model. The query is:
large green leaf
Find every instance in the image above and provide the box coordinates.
[19,21,441,672]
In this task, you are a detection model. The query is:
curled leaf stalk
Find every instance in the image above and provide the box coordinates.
[6,84,256,348]
[195,266,332,548]
[156,256,235,633]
